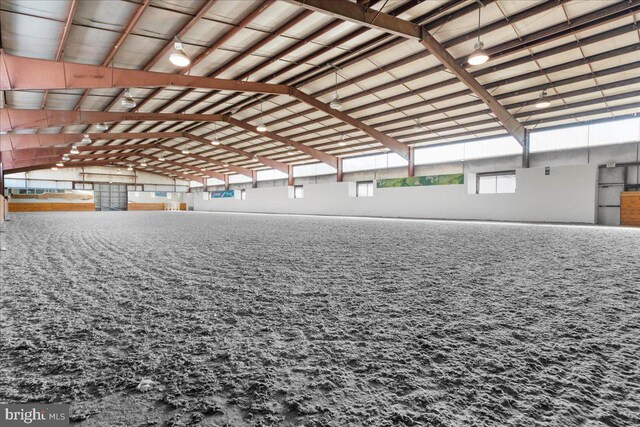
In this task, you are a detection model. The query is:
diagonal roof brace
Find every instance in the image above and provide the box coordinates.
[285,0,527,146]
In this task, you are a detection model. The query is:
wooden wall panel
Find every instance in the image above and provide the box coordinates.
[128,203,187,211]
[128,203,166,211]
[9,202,95,212]
[620,192,640,226]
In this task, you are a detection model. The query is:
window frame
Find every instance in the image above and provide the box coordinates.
[294,185,304,199]
[476,170,516,194]
[356,180,374,197]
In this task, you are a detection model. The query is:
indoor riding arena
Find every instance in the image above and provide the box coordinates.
[0,1,639,426]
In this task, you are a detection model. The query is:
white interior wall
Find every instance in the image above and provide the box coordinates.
[195,164,599,224]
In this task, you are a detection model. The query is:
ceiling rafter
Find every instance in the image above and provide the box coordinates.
[40,0,78,110]
[71,0,152,112]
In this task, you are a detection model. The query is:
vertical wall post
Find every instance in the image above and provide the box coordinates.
[408,146,415,177]
[224,174,229,191]
[252,170,258,188]
[336,158,343,182]
[0,154,4,198]
[287,164,294,186]
[522,129,530,168]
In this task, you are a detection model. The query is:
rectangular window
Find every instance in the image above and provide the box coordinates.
[476,171,516,194]
[356,181,374,197]
[294,185,304,199]
[240,189,246,200]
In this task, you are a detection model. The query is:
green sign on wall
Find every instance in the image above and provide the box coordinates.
[376,173,464,188]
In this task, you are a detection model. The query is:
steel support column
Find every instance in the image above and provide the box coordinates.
[252,170,258,188]
[287,164,294,186]
[522,129,531,168]
[336,158,343,182]
[408,146,415,177]
[224,175,229,191]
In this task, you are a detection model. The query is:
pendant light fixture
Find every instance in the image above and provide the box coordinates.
[51,166,58,171]
[329,71,343,111]
[70,145,80,155]
[211,122,220,145]
[140,158,147,167]
[158,154,165,161]
[62,154,70,162]
[116,168,121,174]
[535,90,551,109]
[56,162,64,167]
[81,133,91,144]
[121,88,136,109]
[169,37,191,67]
[468,6,489,66]
[338,134,347,146]
[256,102,267,132]
[96,122,109,131]
[414,118,425,131]
[127,164,133,171]
[181,148,190,155]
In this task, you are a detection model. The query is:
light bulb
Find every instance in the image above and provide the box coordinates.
[169,40,190,67]
[158,155,165,161]
[256,121,267,132]
[121,89,136,109]
[62,154,70,162]
[96,122,108,131]
[81,133,91,144]
[140,160,147,167]
[181,149,190,155]
[210,137,219,146]
[468,41,489,66]
[70,145,79,155]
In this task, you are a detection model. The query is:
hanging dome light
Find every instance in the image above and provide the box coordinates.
[223,163,229,167]
[158,154,165,161]
[51,166,58,171]
[70,145,80,154]
[96,122,109,131]
[468,7,489,66]
[127,164,133,171]
[62,154,70,162]
[181,148,190,155]
[535,90,551,109]
[116,168,121,174]
[56,162,64,167]
[330,96,342,111]
[121,88,136,109]
[329,71,343,110]
[210,137,220,146]
[140,159,147,167]
[81,133,91,144]
[338,134,347,146]
[169,37,191,67]
[414,119,425,131]
[468,42,489,66]
[256,102,267,132]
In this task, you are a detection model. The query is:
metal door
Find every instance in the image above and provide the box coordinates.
[598,167,625,225]
[94,183,128,211]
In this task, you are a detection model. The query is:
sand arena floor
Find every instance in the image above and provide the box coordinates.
[0,211,639,426]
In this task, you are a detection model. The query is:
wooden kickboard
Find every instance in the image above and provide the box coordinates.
[620,192,640,226]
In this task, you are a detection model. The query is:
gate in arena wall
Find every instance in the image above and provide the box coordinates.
[94,183,128,211]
